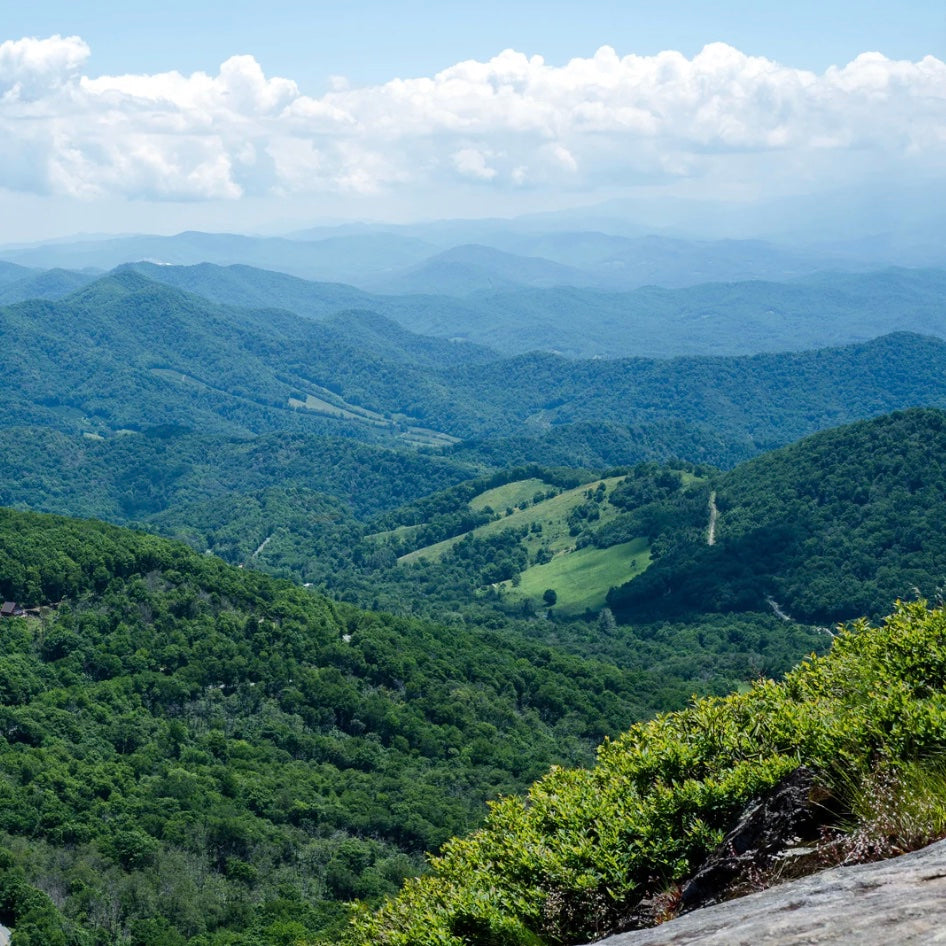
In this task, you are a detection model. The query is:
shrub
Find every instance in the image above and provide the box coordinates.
[347,601,946,944]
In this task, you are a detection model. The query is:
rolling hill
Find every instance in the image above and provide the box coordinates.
[8,267,946,456]
[5,224,946,946]
[0,224,867,293]
[608,408,946,625]
[0,269,484,443]
[0,230,439,284]
[0,267,97,304]
[4,265,946,554]
[0,505,759,944]
[407,266,946,358]
[361,243,596,295]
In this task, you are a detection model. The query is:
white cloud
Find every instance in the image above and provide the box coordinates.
[0,35,944,204]
[453,147,497,180]
[0,34,89,101]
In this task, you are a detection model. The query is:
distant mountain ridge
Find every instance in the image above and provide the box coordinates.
[0,267,95,304]
[361,243,597,294]
[46,259,946,360]
[4,267,946,457]
[0,226,870,295]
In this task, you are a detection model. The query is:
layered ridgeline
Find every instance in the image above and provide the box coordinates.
[607,408,946,626]
[4,267,946,526]
[0,228,852,294]
[0,507,679,945]
[6,258,946,359]
[348,600,946,945]
[0,268,491,445]
[122,261,946,359]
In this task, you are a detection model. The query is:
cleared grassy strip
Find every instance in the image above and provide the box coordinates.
[308,385,389,422]
[288,394,389,425]
[469,479,551,513]
[399,476,626,565]
[398,532,464,565]
[399,427,462,447]
[502,538,650,615]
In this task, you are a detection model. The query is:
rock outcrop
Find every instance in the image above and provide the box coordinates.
[678,766,835,913]
[588,837,946,945]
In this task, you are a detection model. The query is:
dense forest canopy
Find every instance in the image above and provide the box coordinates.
[0,507,688,944]
[609,409,946,625]
[347,600,946,944]
[4,269,946,458]
[2,253,946,944]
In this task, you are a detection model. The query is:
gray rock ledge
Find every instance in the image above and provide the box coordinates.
[589,838,946,945]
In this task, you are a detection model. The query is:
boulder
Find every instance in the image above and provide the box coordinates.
[679,766,836,913]
[587,836,946,945]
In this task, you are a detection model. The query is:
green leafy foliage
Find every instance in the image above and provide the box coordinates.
[0,508,664,944]
[348,600,946,945]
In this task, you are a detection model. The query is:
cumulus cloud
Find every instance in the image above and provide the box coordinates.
[0,34,89,101]
[453,147,498,180]
[0,35,944,203]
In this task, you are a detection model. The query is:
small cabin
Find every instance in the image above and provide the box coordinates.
[0,601,23,618]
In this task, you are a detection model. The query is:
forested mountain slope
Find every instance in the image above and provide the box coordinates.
[349,600,946,945]
[446,332,946,459]
[3,264,946,596]
[0,260,34,286]
[361,243,594,295]
[0,428,480,522]
[609,408,946,625]
[0,507,667,944]
[154,412,946,659]
[126,259,946,359]
[0,269,484,442]
[436,266,946,357]
[4,266,946,463]
[121,262,490,361]
[0,268,96,304]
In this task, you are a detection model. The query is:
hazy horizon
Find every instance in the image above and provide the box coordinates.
[1,2,944,245]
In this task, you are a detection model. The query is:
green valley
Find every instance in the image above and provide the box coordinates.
[3,253,946,946]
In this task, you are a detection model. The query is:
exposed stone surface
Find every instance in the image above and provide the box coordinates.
[587,837,946,945]
[679,766,835,913]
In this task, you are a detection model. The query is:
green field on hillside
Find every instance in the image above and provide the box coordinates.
[501,537,651,615]
[469,478,553,512]
[394,476,653,612]
[399,476,626,565]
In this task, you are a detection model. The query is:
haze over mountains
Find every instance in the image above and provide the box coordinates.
[4,206,946,945]
[3,244,946,360]
[5,8,946,942]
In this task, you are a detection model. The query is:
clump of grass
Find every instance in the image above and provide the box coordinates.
[829,757,946,865]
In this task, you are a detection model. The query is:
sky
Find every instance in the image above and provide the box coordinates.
[1,1,945,242]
